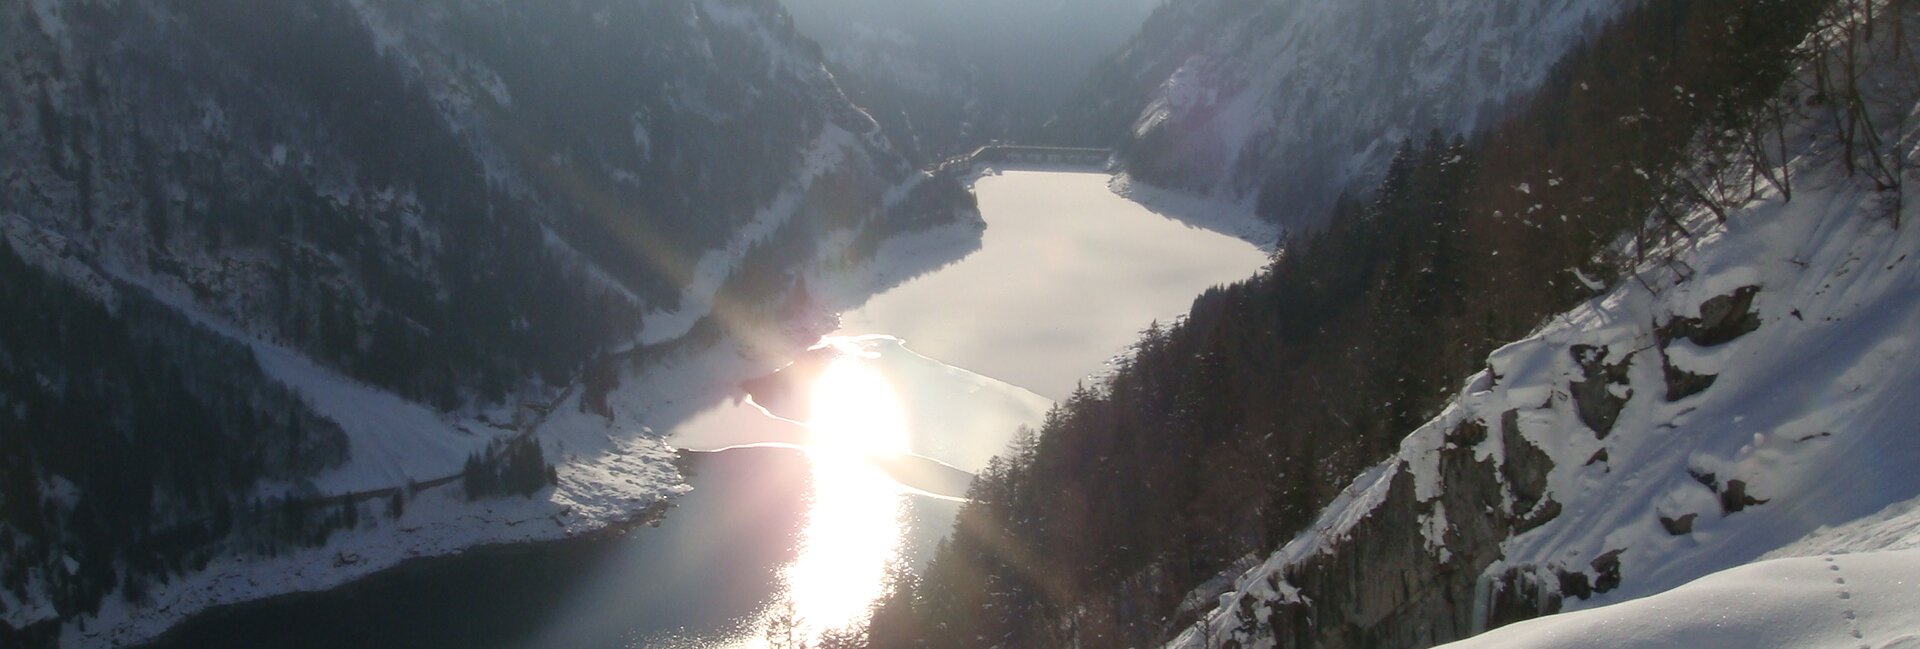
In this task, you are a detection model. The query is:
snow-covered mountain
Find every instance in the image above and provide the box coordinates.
[4,0,915,405]
[792,20,990,164]
[1057,0,1626,225]
[0,0,974,645]
[1166,6,1920,646]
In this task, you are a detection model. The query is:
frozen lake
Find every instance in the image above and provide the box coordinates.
[149,168,1271,649]
[837,169,1273,401]
[669,169,1273,463]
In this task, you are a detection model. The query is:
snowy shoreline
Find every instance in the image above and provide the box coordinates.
[139,498,675,646]
[50,165,1240,647]
[41,177,999,649]
[1108,172,1282,251]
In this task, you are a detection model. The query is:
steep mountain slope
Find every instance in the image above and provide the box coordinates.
[4,0,908,407]
[788,21,989,164]
[0,0,969,645]
[1173,164,1920,647]
[1054,0,1625,225]
[884,1,1861,647]
[783,0,1161,162]
[1168,3,1920,647]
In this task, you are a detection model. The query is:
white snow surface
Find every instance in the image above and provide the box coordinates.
[1482,174,1920,606]
[1438,549,1920,649]
[247,341,481,494]
[1766,493,1920,560]
[1170,150,1920,648]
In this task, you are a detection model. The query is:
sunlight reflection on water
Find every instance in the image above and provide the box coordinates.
[778,452,906,643]
[741,348,912,647]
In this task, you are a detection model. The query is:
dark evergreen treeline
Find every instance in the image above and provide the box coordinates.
[873,1,1836,647]
[462,436,559,500]
[0,240,353,621]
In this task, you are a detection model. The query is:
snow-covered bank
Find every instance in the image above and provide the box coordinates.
[1167,117,1920,649]
[1766,494,1920,560]
[1439,549,1920,649]
[47,158,1263,647]
[61,346,706,648]
[64,331,785,648]
[37,189,989,649]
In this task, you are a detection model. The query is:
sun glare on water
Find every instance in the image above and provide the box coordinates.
[806,355,911,457]
[752,351,911,646]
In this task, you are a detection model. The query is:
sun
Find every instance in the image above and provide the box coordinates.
[806,355,910,458]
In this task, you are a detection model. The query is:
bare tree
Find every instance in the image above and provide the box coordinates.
[1804,0,1920,225]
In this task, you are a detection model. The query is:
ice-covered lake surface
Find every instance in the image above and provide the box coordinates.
[151,168,1270,649]
[837,169,1274,401]
[668,169,1272,462]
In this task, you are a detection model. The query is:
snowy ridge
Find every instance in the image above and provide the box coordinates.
[1766,494,1920,560]
[1441,549,1920,649]
[1169,123,1920,649]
